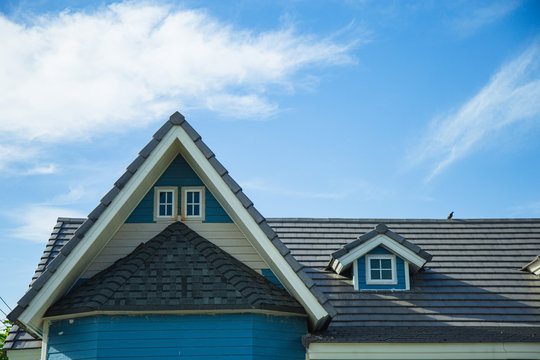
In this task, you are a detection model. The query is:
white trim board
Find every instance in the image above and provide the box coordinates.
[306,342,540,359]
[336,234,427,273]
[16,122,328,333]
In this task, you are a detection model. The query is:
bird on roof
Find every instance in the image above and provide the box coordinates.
[447,211,454,220]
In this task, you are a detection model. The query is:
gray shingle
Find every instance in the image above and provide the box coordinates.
[268,217,540,339]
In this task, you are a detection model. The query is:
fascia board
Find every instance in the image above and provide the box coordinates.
[337,235,426,272]
[171,126,328,326]
[18,130,180,332]
[307,342,540,360]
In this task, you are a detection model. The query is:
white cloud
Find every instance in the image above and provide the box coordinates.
[0,2,355,171]
[411,41,540,181]
[8,204,85,243]
[454,1,521,36]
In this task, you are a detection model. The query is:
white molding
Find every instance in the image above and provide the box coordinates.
[154,186,178,221]
[180,186,205,221]
[353,259,359,290]
[404,261,410,290]
[39,320,48,360]
[307,342,540,359]
[365,254,397,285]
[337,235,426,273]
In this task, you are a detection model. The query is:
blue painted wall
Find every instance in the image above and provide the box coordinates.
[126,154,232,223]
[47,314,306,360]
[356,246,407,290]
[261,269,284,289]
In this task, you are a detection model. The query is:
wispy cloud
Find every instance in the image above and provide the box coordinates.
[0,2,357,171]
[7,204,85,243]
[242,178,346,199]
[509,201,540,217]
[453,1,521,36]
[411,41,540,181]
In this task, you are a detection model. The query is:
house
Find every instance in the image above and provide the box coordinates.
[4,112,540,360]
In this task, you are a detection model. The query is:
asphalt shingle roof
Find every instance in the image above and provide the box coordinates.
[267,218,540,343]
[45,221,305,317]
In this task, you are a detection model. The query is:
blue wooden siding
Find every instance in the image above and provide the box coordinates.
[126,154,232,223]
[47,314,306,360]
[356,246,407,290]
[261,269,284,289]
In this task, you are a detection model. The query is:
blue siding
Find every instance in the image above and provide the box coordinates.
[126,154,232,223]
[356,246,407,290]
[261,269,285,289]
[47,314,306,360]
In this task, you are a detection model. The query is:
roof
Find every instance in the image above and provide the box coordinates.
[7,111,333,333]
[45,221,305,317]
[7,217,540,349]
[3,217,84,352]
[267,217,540,343]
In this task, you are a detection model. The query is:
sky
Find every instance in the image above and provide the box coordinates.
[1,0,540,315]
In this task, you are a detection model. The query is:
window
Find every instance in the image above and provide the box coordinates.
[366,255,396,284]
[154,187,177,221]
[181,186,205,220]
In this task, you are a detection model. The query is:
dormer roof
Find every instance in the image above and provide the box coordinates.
[328,223,432,274]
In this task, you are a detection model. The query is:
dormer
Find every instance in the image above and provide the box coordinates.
[522,256,540,276]
[328,224,432,291]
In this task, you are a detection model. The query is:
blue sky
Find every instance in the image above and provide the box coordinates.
[1,0,540,313]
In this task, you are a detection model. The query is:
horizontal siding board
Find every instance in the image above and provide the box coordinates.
[47,314,306,360]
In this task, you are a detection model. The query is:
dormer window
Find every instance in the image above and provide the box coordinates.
[329,224,432,291]
[154,187,178,221]
[181,186,205,221]
[367,255,396,284]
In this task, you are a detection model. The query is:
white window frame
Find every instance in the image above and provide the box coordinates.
[181,186,205,221]
[153,186,178,221]
[366,254,397,285]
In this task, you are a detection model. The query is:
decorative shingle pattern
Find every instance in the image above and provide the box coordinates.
[268,218,540,342]
[46,222,305,317]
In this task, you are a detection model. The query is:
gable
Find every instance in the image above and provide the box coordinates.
[82,153,269,278]
[9,112,331,336]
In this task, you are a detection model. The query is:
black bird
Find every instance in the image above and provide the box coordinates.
[447,211,454,220]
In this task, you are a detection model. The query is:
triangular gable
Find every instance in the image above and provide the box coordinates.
[328,223,432,274]
[9,112,333,336]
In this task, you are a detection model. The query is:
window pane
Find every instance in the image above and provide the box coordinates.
[187,204,192,216]
[193,205,200,216]
[160,192,166,203]
[166,205,172,216]
[159,205,165,215]
[370,259,380,269]
[194,191,200,203]
[371,269,380,280]
[381,259,392,269]
[381,269,393,280]
[166,192,172,203]
[187,192,193,203]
